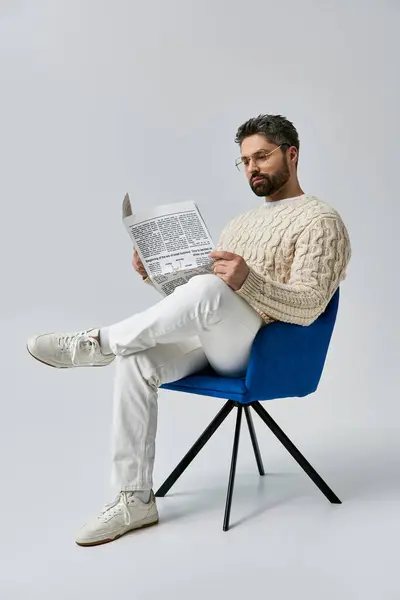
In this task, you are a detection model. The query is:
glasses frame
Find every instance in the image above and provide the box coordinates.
[235,143,290,172]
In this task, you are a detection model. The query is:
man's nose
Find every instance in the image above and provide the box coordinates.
[249,161,260,175]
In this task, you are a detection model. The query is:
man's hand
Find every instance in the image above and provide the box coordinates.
[132,248,148,279]
[209,251,250,291]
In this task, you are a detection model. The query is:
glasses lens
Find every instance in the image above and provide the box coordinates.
[235,159,243,172]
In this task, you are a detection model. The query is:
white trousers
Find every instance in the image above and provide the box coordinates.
[107,274,264,491]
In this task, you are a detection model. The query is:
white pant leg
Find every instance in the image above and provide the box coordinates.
[107,274,263,375]
[109,275,264,491]
[111,338,208,492]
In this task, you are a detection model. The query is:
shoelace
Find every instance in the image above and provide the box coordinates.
[57,330,97,366]
[99,492,132,526]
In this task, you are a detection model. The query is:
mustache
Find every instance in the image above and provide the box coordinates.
[251,174,268,184]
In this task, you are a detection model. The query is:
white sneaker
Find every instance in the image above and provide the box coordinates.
[27,328,115,368]
[75,491,159,547]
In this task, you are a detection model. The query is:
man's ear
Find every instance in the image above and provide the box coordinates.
[288,146,299,167]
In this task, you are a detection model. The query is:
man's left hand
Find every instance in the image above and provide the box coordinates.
[209,251,250,291]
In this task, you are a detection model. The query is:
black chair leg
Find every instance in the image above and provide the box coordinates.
[155,400,234,498]
[244,405,265,476]
[223,406,243,531]
[251,402,341,504]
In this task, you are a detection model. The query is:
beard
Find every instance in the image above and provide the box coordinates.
[249,156,290,197]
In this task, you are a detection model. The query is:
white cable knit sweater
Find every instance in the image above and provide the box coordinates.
[144,194,351,326]
[216,194,351,326]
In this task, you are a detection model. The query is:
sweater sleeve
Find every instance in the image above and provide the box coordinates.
[236,216,351,326]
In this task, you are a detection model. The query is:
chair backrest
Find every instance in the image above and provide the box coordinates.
[244,289,340,402]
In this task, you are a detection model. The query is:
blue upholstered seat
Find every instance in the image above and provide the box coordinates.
[161,288,340,403]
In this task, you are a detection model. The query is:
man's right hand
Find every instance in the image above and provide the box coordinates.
[132,248,148,279]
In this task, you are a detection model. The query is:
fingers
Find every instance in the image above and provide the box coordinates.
[136,266,147,277]
[213,263,228,275]
[133,249,144,267]
[209,250,236,260]
[212,258,228,274]
[132,249,147,276]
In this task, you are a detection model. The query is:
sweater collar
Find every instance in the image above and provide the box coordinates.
[262,193,307,208]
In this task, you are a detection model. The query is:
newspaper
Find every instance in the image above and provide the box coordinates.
[122,193,215,296]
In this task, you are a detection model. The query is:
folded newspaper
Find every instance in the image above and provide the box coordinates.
[122,193,215,296]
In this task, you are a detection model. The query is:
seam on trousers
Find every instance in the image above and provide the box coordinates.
[137,381,156,487]
[134,346,206,487]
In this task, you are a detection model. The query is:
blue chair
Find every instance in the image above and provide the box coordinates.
[158,288,341,530]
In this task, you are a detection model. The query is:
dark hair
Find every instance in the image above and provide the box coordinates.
[235,114,300,163]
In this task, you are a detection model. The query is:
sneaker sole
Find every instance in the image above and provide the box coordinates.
[75,518,159,547]
[26,344,112,369]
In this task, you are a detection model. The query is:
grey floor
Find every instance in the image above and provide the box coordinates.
[2,315,400,599]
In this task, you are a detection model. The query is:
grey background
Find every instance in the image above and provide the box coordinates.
[1,0,399,598]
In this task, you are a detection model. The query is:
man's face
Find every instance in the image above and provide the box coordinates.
[240,134,291,197]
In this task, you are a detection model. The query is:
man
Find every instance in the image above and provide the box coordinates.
[27,114,351,546]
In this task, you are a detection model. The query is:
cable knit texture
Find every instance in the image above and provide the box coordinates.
[143,194,351,327]
[215,194,351,326]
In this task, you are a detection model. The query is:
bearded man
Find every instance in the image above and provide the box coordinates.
[27,114,351,546]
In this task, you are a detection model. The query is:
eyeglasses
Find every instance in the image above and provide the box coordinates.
[235,144,288,172]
